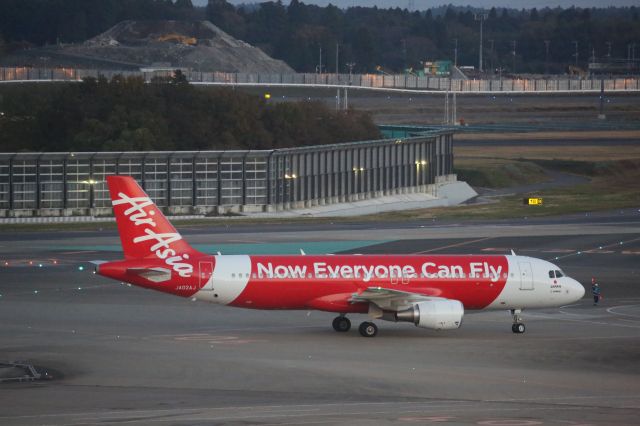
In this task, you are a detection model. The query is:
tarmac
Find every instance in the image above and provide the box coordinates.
[1,213,640,425]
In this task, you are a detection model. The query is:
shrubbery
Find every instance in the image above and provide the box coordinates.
[0,74,381,152]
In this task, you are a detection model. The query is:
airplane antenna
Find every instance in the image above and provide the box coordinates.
[217,251,222,256]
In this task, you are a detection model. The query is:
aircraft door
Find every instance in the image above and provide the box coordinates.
[199,261,214,291]
[518,262,534,290]
[390,272,399,285]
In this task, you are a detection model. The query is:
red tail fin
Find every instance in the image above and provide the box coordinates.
[107,175,198,261]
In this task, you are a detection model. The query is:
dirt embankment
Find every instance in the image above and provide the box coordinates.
[2,20,294,74]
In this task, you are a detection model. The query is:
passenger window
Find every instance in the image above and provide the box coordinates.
[555,270,563,278]
[548,271,555,278]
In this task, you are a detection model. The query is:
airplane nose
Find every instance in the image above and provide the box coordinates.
[574,279,585,301]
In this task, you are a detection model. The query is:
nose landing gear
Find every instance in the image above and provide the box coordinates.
[511,309,525,334]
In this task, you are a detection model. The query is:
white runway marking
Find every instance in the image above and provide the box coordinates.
[606,304,640,318]
[414,237,492,254]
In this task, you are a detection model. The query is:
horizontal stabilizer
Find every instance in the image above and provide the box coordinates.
[127,267,172,283]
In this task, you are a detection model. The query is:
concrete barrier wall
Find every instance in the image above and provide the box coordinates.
[2,67,639,93]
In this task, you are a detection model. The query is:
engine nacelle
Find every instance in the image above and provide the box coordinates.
[395,300,464,330]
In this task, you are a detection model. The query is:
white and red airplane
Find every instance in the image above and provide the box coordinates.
[96,176,585,337]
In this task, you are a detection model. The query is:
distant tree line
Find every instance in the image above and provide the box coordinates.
[0,0,639,73]
[0,74,381,152]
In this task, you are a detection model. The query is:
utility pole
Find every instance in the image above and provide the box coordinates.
[318,46,322,74]
[475,13,488,73]
[443,90,449,124]
[453,38,458,67]
[346,62,355,84]
[511,40,517,74]
[544,40,550,74]
[572,40,579,67]
[488,39,494,72]
[606,41,612,61]
[336,43,340,111]
[402,39,408,71]
[452,89,457,125]
[598,78,605,119]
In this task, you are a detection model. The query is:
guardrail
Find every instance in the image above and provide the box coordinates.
[1,67,639,93]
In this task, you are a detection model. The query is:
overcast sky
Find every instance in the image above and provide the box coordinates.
[193,0,639,8]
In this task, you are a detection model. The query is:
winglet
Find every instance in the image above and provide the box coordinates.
[511,249,517,256]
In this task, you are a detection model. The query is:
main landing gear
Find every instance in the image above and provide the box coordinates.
[358,321,378,337]
[511,309,526,334]
[332,316,378,337]
[332,315,351,332]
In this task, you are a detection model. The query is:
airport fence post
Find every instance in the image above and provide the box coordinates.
[241,153,247,207]
[8,156,14,211]
[165,154,171,211]
[192,155,197,209]
[62,157,67,210]
[216,155,222,208]
[35,156,41,210]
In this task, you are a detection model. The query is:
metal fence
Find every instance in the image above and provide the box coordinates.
[0,128,454,217]
[1,67,639,93]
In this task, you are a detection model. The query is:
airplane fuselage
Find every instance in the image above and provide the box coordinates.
[100,253,584,312]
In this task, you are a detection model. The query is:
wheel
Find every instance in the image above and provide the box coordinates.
[512,323,525,334]
[358,321,378,337]
[332,316,351,332]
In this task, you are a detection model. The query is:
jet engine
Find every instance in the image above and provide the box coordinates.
[395,300,464,330]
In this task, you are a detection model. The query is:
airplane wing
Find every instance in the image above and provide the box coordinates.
[350,287,445,311]
[126,267,172,283]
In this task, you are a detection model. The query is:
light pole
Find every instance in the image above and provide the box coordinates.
[346,62,355,84]
[453,38,458,67]
[475,13,488,73]
[345,61,355,109]
[572,40,579,67]
[335,43,340,111]
[544,40,550,74]
[511,40,517,74]
[606,41,612,61]
[488,39,494,73]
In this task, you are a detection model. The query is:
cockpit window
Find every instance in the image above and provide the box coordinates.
[555,270,563,278]
[548,271,555,278]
